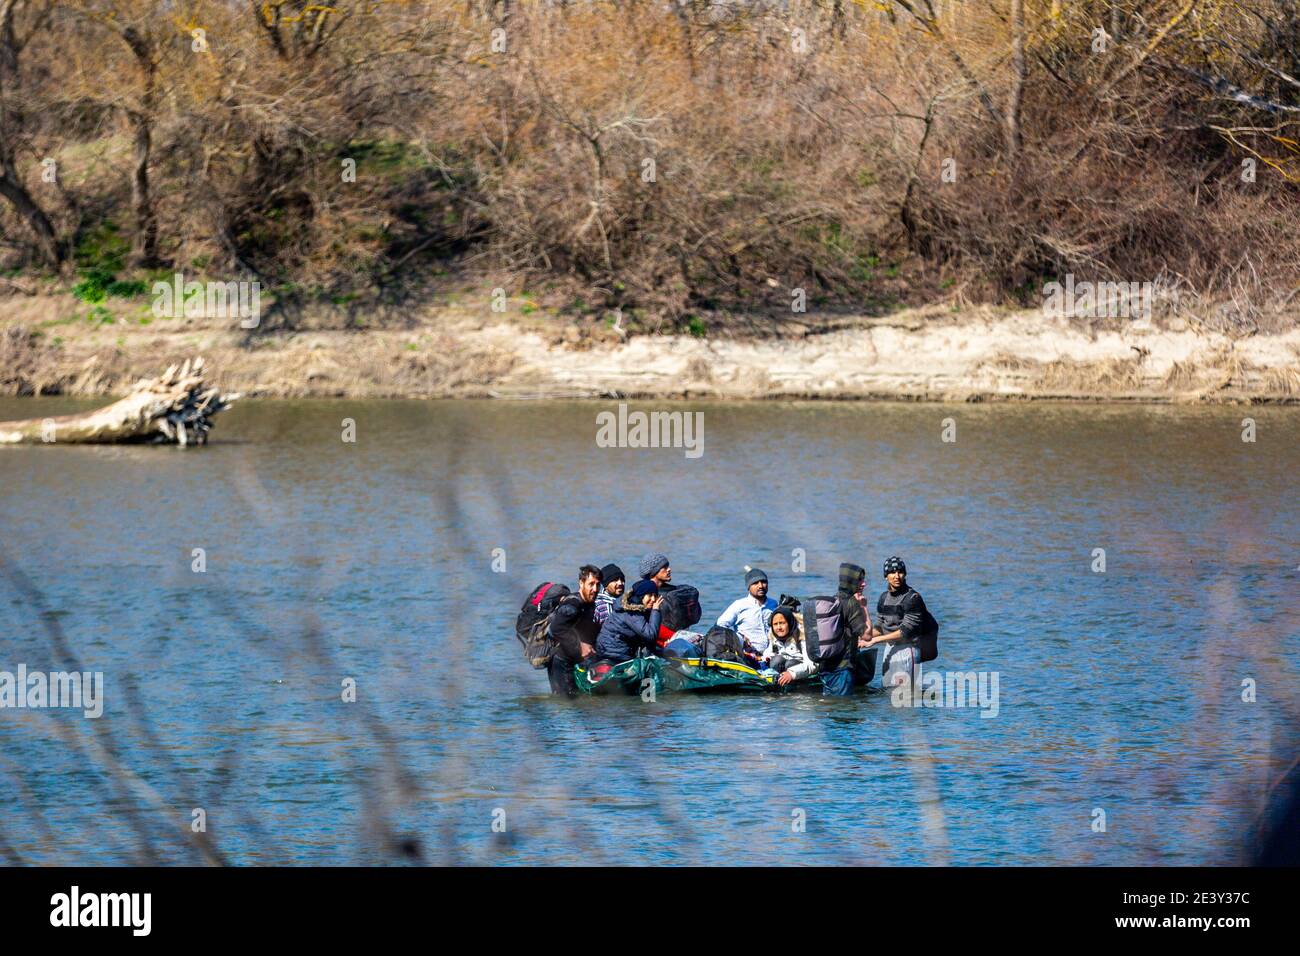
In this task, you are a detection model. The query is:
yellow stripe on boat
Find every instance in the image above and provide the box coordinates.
[669,657,768,678]
[574,658,773,683]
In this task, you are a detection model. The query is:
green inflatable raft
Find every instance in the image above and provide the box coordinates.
[573,655,847,695]
[574,656,766,695]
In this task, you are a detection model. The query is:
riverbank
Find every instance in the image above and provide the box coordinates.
[3,295,1299,404]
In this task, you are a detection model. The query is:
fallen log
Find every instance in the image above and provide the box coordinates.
[0,358,239,446]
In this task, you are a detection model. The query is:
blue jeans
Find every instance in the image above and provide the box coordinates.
[821,648,878,696]
[821,666,855,696]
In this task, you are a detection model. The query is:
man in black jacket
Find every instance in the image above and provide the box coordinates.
[819,562,876,696]
[863,556,931,688]
[547,565,603,697]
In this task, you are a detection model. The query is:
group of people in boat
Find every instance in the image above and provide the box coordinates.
[544,552,936,698]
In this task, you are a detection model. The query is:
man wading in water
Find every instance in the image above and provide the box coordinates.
[819,562,876,695]
[863,556,935,687]
[547,565,603,697]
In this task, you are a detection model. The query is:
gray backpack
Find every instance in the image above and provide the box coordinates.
[798,595,851,665]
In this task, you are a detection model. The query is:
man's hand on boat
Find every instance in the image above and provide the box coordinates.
[777,671,796,687]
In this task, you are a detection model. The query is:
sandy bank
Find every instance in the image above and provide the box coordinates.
[2,296,1298,403]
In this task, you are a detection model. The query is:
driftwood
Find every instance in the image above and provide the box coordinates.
[0,358,238,446]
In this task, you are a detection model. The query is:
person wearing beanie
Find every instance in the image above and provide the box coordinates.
[637,553,672,587]
[594,578,664,664]
[814,561,875,696]
[863,556,935,688]
[715,566,778,655]
[594,563,625,625]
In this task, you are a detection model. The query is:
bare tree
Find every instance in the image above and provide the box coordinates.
[1007,0,1025,158]
[0,0,63,267]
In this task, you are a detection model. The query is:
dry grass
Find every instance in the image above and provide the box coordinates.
[1036,356,1148,394]
[979,352,1041,373]
[0,326,53,395]
[1260,364,1300,396]
[1162,358,1202,392]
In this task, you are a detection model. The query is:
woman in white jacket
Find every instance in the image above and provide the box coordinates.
[759,607,817,686]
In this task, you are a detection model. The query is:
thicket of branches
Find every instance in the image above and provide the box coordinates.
[0,0,1298,330]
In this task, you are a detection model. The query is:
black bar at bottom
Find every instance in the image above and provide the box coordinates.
[0,866,1285,942]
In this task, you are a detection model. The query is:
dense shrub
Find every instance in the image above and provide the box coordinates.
[0,0,1296,329]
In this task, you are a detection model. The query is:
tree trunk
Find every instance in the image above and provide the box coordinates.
[0,164,63,266]
[1007,0,1025,159]
[0,0,63,267]
[129,111,158,265]
[122,25,159,266]
[0,358,238,446]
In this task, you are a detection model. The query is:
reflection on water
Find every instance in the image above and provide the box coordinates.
[0,398,1296,864]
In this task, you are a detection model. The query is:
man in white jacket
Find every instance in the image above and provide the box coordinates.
[715,567,778,655]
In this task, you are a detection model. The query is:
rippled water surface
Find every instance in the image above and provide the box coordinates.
[1,398,1296,865]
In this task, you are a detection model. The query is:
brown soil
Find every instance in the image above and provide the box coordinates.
[3,293,1298,404]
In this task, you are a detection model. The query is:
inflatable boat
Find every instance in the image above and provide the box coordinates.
[575,656,767,694]
[573,654,861,695]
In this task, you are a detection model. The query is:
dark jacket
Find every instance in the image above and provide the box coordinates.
[550,596,599,661]
[595,592,664,663]
[875,586,930,644]
[824,589,869,671]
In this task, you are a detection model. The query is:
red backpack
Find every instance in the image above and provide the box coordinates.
[514,582,572,668]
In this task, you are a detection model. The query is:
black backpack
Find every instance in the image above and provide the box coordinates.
[658,584,702,632]
[514,582,571,669]
[917,607,940,663]
[700,625,746,663]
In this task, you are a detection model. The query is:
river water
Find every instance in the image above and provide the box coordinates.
[1,397,1296,865]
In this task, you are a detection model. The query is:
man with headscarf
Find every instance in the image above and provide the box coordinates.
[816,562,876,696]
[715,566,778,655]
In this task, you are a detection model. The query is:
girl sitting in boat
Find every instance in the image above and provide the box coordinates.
[759,607,817,687]
[594,579,664,663]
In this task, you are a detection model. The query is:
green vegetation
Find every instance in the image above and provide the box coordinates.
[71,224,148,306]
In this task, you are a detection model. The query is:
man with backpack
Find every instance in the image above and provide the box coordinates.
[545,565,604,697]
[821,562,876,696]
[791,563,876,696]
[863,556,938,688]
